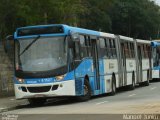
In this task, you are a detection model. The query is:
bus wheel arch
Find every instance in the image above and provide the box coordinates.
[77,75,91,101]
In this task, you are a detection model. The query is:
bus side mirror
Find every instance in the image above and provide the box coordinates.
[4,35,14,53]
[70,31,79,42]
[68,31,79,48]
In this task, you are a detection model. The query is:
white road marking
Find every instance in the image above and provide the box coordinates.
[96,101,109,105]
[128,94,136,97]
[150,87,157,90]
[146,103,157,107]
[146,104,152,106]
[0,108,5,110]
[10,99,15,101]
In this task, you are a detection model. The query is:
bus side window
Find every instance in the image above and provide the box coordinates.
[109,39,112,58]
[79,35,88,58]
[141,45,145,58]
[143,45,146,58]
[99,38,106,58]
[128,42,131,58]
[74,41,81,60]
[124,42,129,58]
[147,45,151,59]
[131,43,135,58]
[105,38,110,58]
[86,36,92,57]
[112,39,117,58]
[129,43,132,58]
[146,45,149,58]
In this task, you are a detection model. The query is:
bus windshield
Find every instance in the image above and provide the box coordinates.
[15,36,67,72]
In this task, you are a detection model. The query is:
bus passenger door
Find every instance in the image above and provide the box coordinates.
[120,43,127,86]
[137,45,143,82]
[91,40,100,92]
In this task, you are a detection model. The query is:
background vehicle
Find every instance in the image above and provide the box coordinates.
[151,40,160,80]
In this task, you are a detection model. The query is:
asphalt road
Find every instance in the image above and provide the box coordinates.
[1,80,160,120]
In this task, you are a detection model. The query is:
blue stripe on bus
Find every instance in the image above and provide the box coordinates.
[153,66,160,70]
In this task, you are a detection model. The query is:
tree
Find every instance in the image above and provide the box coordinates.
[109,0,160,39]
[0,0,159,41]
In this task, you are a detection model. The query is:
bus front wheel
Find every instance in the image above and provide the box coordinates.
[77,79,91,101]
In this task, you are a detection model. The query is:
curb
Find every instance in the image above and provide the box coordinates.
[0,106,17,113]
[0,101,29,113]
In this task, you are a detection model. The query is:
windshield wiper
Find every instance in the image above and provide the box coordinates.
[19,35,40,56]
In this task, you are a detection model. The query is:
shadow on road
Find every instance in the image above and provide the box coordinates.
[14,97,79,110]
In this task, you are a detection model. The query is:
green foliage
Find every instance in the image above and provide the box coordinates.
[0,0,159,40]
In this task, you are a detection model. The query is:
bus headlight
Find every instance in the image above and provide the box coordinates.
[16,78,25,84]
[55,75,65,81]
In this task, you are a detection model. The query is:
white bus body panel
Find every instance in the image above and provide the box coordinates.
[152,70,160,79]
[142,59,149,82]
[103,59,119,93]
[126,59,136,85]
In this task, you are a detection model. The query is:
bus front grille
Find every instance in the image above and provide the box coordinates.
[27,86,51,93]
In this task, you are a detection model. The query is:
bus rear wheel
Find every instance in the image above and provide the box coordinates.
[77,79,91,101]
[143,71,150,86]
[28,98,46,106]
[129,73,135,90]
[111,76,116,95]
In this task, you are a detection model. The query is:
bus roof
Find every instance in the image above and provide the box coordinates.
[136,39,151,44]
[15,24,149,42]
[15,24,100,38]
[119,35,133,42]
[15,24,117,39]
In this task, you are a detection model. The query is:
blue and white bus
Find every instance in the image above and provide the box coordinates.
[151,40,160,80]
[9,24,151,105]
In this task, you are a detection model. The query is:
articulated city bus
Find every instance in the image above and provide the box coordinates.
[151,40,160,80]
[9,24,151,105]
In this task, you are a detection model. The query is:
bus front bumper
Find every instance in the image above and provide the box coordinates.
[14,80,76,99]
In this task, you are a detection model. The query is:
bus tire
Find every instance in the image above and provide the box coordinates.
[111,75,116,95]
[28,98,46,106]
[77,79,91,101]
[129,72,135,90]
[144,71,150,86]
